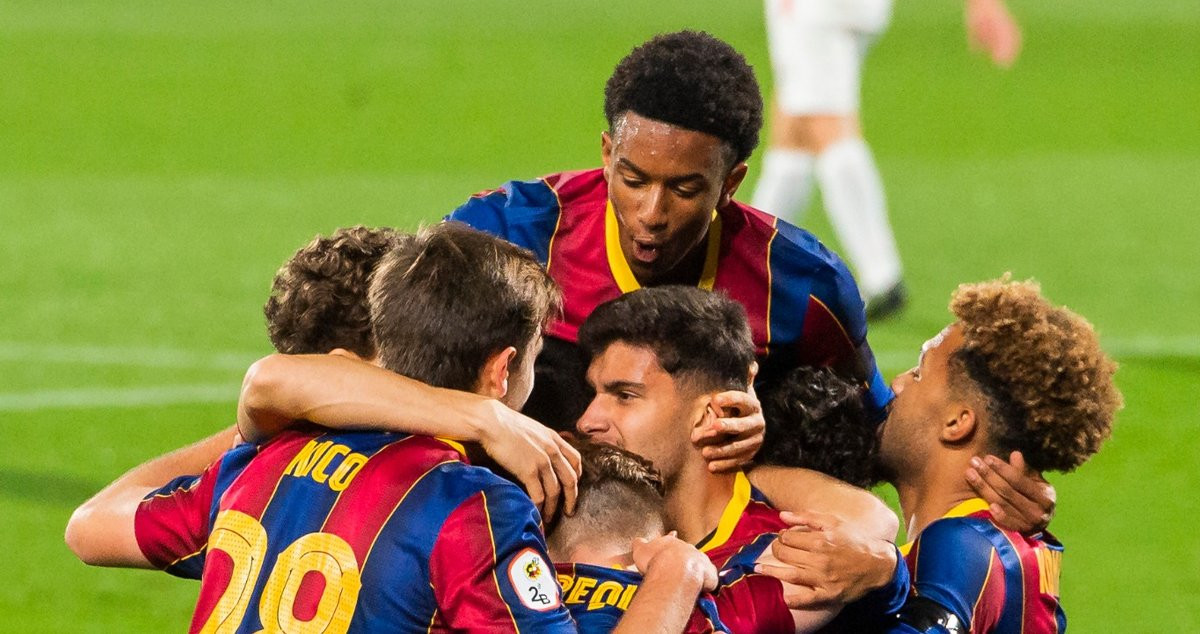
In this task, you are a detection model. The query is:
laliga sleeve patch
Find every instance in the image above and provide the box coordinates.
[507,548,561,611]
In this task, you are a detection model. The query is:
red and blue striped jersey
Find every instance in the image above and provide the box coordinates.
[447,168,892,417]
[134,428,576,633]
[697,473,910,632]
[892,499,1067,634]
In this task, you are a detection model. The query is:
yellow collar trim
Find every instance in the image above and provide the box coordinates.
[899,498,990,556]
[436,437,468,458]
[698,471,752,553]
[604,201,721,293]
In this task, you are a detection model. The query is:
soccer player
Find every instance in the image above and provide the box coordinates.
[877,278,1120,632]
[575,285,910,630]
[769,278,1121,632]
[751,0,1022,318]
[70,223,702,632]
[447,30,892,431]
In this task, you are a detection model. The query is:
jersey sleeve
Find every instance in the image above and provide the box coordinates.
[445,178,562,264]
[429,482,576,633]
[768,223,893,420]
[710,573,794,633]
[133,462,221,579]
[890,519,1004,633]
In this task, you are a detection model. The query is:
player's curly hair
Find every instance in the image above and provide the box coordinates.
[760,366,880,488]
[604,30,763,165]
[264,226,406,358]
[950,277,1122,473]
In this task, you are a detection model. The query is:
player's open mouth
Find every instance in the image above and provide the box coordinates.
[632,240,661,264]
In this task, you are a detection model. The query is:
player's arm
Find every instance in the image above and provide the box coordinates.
[429,482,578,633]
[756,510,908,616]
[748,467,899,541]
[237,352,580,517]
[64,425,236,568]
[612,534,719,634]
[965,0,1022,68]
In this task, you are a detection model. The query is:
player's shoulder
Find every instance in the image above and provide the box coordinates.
[450,168,603,222]
[915,515,1002,564]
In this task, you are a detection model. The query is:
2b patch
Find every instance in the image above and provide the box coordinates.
[508,548,561,611]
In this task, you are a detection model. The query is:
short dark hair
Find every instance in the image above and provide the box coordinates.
[949,277,1121,473]
[264,226,406,357]
[760,366,879,488]
[369,222,560,391]
[604,30,763,165]
[547,440,665,558]
[578,286,755,393]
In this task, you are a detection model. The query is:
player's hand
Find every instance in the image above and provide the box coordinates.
[965,0,1022,68]
[756,510,898,608]
[632,533,720,592]
[693,389,765,473]
[474,400,581,521]
[967,451,1055,534]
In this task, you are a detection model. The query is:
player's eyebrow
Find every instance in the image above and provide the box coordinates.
[616,157,705,185]
[601,379,644,393]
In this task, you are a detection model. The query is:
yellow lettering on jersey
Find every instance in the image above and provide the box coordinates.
[327,453,368,492]
[617,584,637,610]
[285,440,333,479]
[311,444,350,484]
[1036,547,1062,597]
[566,576,597,604]
[557,574,575,594]
[587,581,625,612]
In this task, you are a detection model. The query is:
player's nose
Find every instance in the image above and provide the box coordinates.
[635,187,669,231]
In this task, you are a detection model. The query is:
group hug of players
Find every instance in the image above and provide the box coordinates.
[65,31,1121,633]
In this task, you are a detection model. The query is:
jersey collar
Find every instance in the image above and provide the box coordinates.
[899,497,990,556]
[695,471,752,553]
[604,200,722,293]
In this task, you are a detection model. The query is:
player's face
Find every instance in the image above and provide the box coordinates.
[576,342,706,480]
[877,324,963,481]
[602,112,747,285]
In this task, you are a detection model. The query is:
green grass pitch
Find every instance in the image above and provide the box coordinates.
[1,0,1197,630]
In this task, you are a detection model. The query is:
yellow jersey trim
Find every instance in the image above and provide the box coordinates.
[900,498,991,556]
[604,201,722,293]
[697,472,752,553]
[436,437,468,458]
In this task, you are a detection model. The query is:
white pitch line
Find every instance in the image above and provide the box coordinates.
[0,342,259,371]
[0,384,236,412]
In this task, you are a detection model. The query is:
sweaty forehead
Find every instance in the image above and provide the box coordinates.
[611,113,731,174]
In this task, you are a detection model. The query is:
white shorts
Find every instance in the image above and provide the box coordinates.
[764,0,894,115]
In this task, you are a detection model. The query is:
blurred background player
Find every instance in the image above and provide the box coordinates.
[448,30,892,431]
[876,278,1120,632]
[751,0,1022,318]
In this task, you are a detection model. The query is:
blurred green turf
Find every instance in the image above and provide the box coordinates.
[1,0,1197,631]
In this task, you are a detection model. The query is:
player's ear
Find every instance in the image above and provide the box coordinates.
[718,162,749,208]
[601,129,614,171]
[478,346,518,400]
[941,407,978,444]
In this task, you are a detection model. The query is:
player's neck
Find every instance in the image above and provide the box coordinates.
[565,542,635,570]
[663,458,736,544]
[896,454,978,538]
